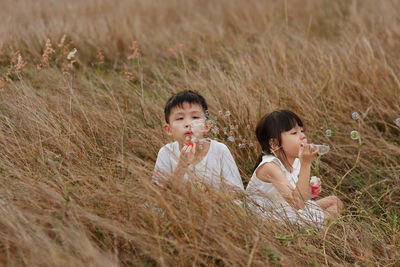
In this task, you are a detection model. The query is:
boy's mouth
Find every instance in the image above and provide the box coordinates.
[184,131,193,146]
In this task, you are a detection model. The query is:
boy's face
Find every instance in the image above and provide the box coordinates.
[164,102,210,146]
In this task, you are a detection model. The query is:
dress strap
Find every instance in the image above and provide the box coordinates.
[255,155,285,172]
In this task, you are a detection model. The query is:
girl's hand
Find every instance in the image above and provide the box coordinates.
[298,143,318,165]
[310,176,322,198]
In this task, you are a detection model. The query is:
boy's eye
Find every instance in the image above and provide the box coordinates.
[176,117,183,120]
[193,116,200,119]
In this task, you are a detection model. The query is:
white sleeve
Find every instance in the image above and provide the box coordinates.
[220,145,244,191]
[153,147,173,184]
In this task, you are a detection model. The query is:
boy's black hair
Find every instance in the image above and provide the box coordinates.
[253,110,304,171]
[164,90,208,123]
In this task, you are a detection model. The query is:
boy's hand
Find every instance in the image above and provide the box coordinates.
[170,137,197,180]
[179,136,196,167]
[298,143,318,165]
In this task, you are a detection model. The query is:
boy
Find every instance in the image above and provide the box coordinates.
[153,90,244,191]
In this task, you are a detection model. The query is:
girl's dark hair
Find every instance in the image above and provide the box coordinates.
[253,110,303,172]
[164,90,208,123]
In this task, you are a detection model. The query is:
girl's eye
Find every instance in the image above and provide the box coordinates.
[176,118,183,120]
[193,116,200,119]
[291,131,297,135]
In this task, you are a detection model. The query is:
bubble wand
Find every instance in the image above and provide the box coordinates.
[309,144,330,196]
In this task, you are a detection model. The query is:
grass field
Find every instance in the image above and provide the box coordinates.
[0,0,399,265]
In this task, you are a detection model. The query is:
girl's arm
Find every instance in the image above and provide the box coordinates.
[256,162,313,210]
[296,143,318,204]
[295,161,313,205]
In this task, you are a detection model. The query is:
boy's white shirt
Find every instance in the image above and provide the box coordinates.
[153,140,244,191]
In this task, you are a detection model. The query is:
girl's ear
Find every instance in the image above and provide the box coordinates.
[269,138,279,151]
[163,124,173,136]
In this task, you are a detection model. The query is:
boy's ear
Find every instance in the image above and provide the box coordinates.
[203,120,212,133]
[163,124,173,136]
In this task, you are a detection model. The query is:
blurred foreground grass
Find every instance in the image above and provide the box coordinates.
[0,0,399,265]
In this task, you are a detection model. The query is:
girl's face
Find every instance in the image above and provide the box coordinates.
[280,124,307,160]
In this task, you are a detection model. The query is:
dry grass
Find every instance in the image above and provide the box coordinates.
[0,0,399,265]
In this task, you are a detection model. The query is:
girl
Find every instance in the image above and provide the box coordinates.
[246,110,343,227]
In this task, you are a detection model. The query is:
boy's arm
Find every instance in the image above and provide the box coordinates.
[154,143,197,185]
[220,145,244,191]
[153,147,174,185]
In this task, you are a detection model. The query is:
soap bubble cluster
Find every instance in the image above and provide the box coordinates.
[210,110,254,150]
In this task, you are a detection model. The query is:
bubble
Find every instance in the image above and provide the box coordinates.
[211,126,219,135]
[395,118,400,127]
[325,129,332,137]
[225,110,231,117]
[352,112,360,120]
[350,130,360,140]
[238,143,245,149]
[218,110,223,116]
[190,119,206,140]
[312,144,330,155]
[227,136,235,142]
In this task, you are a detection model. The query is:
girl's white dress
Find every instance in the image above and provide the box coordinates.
[246,154,325,227]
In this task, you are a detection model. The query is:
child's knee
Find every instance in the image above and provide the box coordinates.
[328,195,343,211]
[337,198,344,211]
